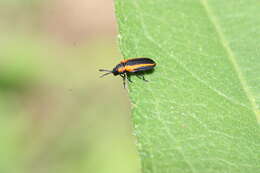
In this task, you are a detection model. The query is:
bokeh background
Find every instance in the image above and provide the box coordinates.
[0,0,139,173]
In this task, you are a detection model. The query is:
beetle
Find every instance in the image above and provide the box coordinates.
[99,57,156,87]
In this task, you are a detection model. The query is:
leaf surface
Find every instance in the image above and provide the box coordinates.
[115,0,260,172]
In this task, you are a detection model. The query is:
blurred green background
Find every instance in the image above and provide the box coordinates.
[0,0,139,173]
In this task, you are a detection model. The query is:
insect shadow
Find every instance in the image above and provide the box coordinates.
[126,69,155,83]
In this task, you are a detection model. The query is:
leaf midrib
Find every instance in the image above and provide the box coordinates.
[200,0,260,124]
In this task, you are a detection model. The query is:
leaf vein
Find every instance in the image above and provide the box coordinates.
[200,0,260,123]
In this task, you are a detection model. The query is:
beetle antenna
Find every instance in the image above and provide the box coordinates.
[99,69,112,78]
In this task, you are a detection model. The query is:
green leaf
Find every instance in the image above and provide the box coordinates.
[115,0,260,172]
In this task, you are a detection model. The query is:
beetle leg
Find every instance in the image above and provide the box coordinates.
[123,76,126,88]
[120,74,126,88]
[137,75,149,82]
[142,76,149,82]
[126,74,133,83]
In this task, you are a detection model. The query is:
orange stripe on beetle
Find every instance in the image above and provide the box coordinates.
[120,58,140,64]
[125,63,155,72]
[117,67,125,73]
[120,59,128,63]
[99,57,156,88]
